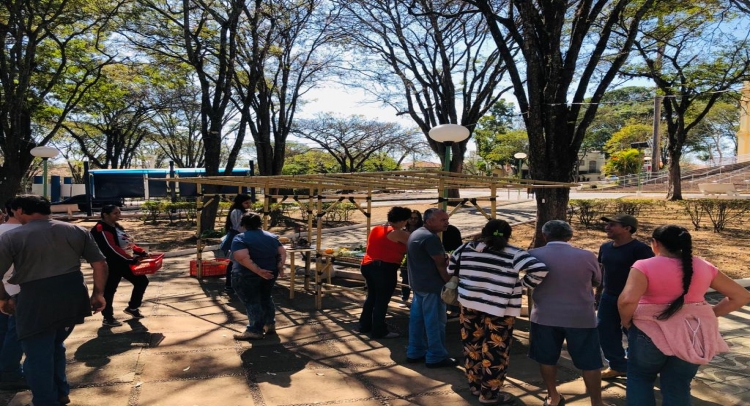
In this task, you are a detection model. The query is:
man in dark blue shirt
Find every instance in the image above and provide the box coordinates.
[597,214,653,380]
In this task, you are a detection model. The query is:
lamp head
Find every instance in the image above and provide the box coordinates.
[428,124,470,143]
[514,152,527,159]
[30,146,59,159]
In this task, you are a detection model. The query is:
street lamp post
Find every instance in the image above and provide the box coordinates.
[30,146,60,199]
[514,152,527,179]
[428,124,470,210]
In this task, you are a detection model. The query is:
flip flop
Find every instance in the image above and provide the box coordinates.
[479,391,515,404]
[543,396,566,406]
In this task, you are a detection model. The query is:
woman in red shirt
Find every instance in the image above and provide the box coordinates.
[358,206,412,339]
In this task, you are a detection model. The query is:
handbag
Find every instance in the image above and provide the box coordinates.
[440,244,465,306]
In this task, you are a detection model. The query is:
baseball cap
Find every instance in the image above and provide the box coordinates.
[601,214,638,232]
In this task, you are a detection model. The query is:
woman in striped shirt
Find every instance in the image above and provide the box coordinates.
[451,219,548,405]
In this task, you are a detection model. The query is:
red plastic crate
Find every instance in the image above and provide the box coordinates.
[130,253,165,276]
[190,258,231,277]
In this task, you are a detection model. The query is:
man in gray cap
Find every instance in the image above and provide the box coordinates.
[597,214,653,379]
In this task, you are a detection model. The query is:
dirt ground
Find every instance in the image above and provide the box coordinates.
[71,201,750,280]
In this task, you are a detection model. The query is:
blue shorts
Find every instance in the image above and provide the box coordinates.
[528,322,603,371]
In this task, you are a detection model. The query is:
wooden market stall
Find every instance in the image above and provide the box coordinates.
[163,169,576,309]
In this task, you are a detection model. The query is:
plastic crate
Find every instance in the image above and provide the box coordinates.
[130,253,165,276]
[190,258,231,277]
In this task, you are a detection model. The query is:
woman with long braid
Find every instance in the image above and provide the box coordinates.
[618,225,750,405]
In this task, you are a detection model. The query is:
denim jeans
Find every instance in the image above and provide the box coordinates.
[407,291,448,363]
[223,249,234,288]
[21,326,74,406]
[400,266,410,301]
[0,313,23,381]
[232,270,276,334]
[626,324,700,406]
[102,264,149,318]
[597,292,628,372]
[359,261,399,338]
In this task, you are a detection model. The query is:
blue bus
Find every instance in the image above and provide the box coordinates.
[89,168,252,199]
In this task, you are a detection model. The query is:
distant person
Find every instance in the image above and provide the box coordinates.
[619,225,750,405]
[231,213,287,340]
[453,219,547,405]
[358,207,411,339]
[400,210,423,305]
[0,195,108,406]
[441,224,463,252]
[597,214,653,380]
[91,205,149,327]
[405,208,454,368]
[441,224,463,318]
[222,194,252,294]
[0,200,26,391]
[529,220,603,406]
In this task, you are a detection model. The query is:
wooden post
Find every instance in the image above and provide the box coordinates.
[196,186,204,278]
[262,181,270,230]
[315,184,324,309]
[366,187,372,238]
[490,185,497,219]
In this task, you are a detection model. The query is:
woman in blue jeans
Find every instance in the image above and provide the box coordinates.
[230,213,287,340]
[619,225,750,405]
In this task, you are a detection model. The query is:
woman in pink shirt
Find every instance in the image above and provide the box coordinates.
[618,225,750,406]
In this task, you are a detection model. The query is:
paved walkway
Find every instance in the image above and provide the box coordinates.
[1,193,747,405]
[0,253,747,404]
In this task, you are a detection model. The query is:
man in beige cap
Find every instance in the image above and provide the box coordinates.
[597,214,653,379]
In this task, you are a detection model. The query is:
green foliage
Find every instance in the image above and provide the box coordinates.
[322,203,357,223]
[581,86,656,156]
[569,199,609,228]
[603,124,653,155]
[602,149,643,176]
[163,201,197,225]
[248,202,289,227]
[218,201,232,218]
[697,199,750,233]
[282,150,339,175]
[679,200,705,230]
[141,200,164,224]
[613,198,657,216]
[474,100,528,167]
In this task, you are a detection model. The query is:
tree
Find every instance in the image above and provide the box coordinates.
[623,1,750,199]
[582,86,656,153]
[145,78,206,168]
[0,0,118,203]
[127,0,243,231]
[473,100,525,168]
[293,114,421,173]
[234,0,339,177]
[684,99,740,165]
[62,64,155,169]
[335,0,511,195]
[470,0,656,244]
[282,149,339,175]
[603,123,653,155]
[602,148,644,176]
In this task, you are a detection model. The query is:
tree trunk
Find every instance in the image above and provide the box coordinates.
[0,166,24,208]
[667,152,683,200]
[199,119,224,233]
[531,187,571,248]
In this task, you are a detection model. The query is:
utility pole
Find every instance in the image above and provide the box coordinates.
[652,95,663,175]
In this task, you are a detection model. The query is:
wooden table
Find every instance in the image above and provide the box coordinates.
[287,247,316,299]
